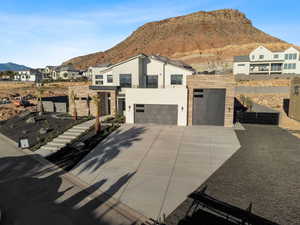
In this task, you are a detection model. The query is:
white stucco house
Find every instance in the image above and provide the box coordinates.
[71,53,235,127]
[233,46,300,75]
[14,70,43,82]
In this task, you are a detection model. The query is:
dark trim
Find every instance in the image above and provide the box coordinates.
[89,85,119,91]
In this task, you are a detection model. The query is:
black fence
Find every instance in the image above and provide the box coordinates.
[236,111,280,125]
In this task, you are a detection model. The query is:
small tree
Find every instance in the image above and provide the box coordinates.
[92,94,101,134]
[86,94,91,116]
[70,90,78,120]
[245,97,253,112]
[36,87,44,113]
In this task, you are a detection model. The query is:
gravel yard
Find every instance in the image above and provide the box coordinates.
[0,112,89,150]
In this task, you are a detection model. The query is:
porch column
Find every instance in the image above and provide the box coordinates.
[110,91,117,117]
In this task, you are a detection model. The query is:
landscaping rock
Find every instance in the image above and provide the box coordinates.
[39,128,48,135]
[74,142,85,150]
[26,117,36,124]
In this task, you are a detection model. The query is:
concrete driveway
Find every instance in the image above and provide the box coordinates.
[71,125,241,219]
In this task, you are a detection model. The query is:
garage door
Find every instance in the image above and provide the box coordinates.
[134,104,178,125]
[192,89,226,126]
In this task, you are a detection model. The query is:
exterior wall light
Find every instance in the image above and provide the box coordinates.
[181,106,184,111]
[128,105,131,110]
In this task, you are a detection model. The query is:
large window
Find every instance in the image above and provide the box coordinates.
[285,53,297,60]
[107,75,113,83]
[284,63,296,70]
[171,74,183,85]
[146,75,158,88]
[259,55,264,59]
[119,74,132,88]
[274,54,279,59]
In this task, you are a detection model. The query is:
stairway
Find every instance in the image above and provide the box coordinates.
[35,116,109,157]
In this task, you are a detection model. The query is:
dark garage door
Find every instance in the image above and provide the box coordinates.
[192,89,226,126]
[134,104,178,125]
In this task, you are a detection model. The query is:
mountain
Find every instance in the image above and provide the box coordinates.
[0,63,31,72]
[63,9,292,71]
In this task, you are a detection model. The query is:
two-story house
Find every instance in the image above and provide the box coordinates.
[69,54,235,127]
[233,46,300,75]
[14,69,43,82]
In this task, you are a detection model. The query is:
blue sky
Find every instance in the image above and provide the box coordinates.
[1,0,299,68]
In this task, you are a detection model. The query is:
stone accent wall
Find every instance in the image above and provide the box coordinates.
[69,86,117,117]
[289,77,300,120]
[187,75,236,127]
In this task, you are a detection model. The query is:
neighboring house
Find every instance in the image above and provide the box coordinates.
[233,46,300,75]
[56,65,80,80]
[14,69,43,82]
[69,54,236,127]
[85,63,112,81]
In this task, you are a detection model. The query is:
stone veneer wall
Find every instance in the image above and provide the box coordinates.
[68,86,117,117]
[187,75,236,127]
[289,77,300,120]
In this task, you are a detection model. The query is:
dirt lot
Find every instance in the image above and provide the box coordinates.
[0,81,89,120]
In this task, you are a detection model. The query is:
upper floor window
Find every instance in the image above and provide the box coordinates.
[95,74,103,79]
[285,53,297,60]
[171,74,183,85]
[107,75,113,83]
[146,75,158,88]
[238,64,245,66]
[259,55,264,59]
[252,55,255,60]
[119,74,132,88]
[274,54,279,59]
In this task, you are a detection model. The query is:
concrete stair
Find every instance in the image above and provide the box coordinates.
[35,115,111,158]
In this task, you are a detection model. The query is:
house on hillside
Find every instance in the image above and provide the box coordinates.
[69,54,236,127]
[85,63,112,81]
[14,69,44,82]
[233,46,300,75]
[53,65,80,80]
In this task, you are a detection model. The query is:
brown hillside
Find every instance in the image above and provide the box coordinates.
[63,9,288,70]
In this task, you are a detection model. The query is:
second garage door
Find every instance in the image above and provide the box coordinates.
[134,104,178,125]
[192,88,226,126]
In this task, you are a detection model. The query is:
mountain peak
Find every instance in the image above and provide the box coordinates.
[63,9,285,70]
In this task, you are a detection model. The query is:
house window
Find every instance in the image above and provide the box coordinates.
[285,54,289,60]
[293,53,297,60]
[252,55,255,60]
[288,64,292,69]
[119,74,132,88]
[107,75,113,83]
[259,55,264,59]
[171,74,183,85]
[274,54,279,59]
[95,75,103,79]
[292,63,296,69]
[95,80,103,85]
[238,64,245,66]
[146,75,158,88]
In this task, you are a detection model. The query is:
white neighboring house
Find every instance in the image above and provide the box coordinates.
[90,53,195,126]
[233,45,300,75]
[14,70,43,82]
[85,64,112,81]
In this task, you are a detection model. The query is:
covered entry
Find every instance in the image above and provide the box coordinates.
[192,88,226,126]
[134,104,178,125]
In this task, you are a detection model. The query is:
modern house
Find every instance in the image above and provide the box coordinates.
[233,46,300,75]
[14,69,43,82]
[85,64,112,81]
[69,54,235,127]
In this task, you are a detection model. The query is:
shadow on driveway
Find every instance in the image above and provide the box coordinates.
[0,154,140,225]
